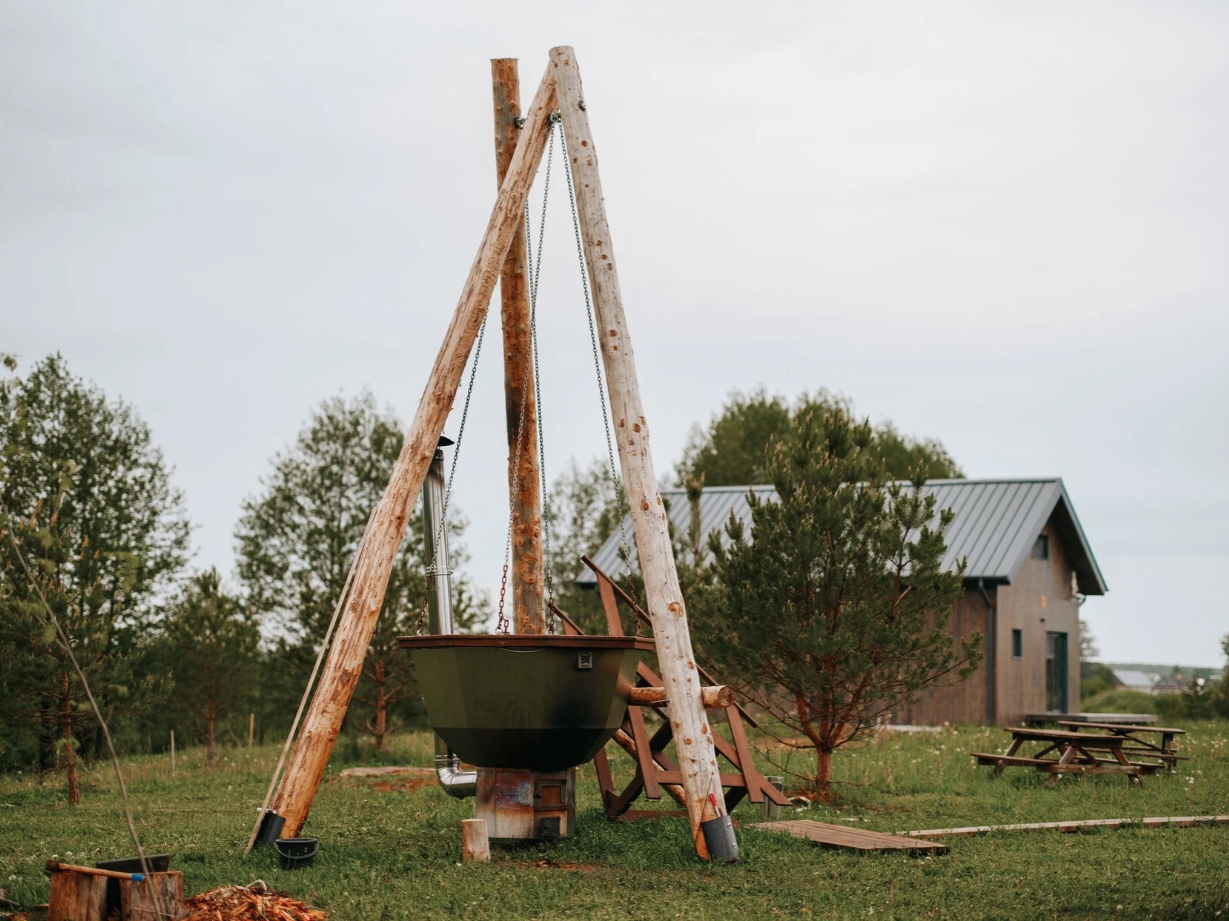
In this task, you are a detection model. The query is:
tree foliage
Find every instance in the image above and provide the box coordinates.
[0,355,188,795]
[542,458,641,635]
[154,569,260,764]
[678,388,963,487]
[234,392,487,750]
[693,403,980,799]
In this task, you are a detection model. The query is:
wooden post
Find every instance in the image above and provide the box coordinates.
[550,45,724,859]
[248,712,255,747]
[169,730,175,776]
[270,64,559,839]
[461,819,490,862]
[492,57,546,636]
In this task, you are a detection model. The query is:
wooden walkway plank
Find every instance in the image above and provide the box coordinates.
[753,820,948,855]
[903,815,1229,838]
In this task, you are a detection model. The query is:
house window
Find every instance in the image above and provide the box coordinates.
[1032,535,1049,560]
[1012,629,1023,660]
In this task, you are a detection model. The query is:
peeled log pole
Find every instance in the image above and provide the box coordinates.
[270,64,559,839]
[492,57,545,635]
[628,686,735,709]
[550,45,724,859]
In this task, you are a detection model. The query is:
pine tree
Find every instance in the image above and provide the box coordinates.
[694,403,981,800]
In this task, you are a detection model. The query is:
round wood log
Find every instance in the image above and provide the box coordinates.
[119,871,186,921]
[628,686,735,708]
[48,870,107,921]
[462,818,491,862]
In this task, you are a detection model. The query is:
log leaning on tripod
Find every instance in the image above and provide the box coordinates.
[268,64,559,840]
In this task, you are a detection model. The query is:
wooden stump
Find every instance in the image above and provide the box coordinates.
[119,871,186,921]
[462,819,490,863]
[48,870,108,921]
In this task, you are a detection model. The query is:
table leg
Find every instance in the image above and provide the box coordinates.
[1045,744,1079,789]
[1111,745,1143,788]
[995,736,1025,776]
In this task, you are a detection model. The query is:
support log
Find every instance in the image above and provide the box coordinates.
[550,45,724,859]
[492,57,545,636]
[270,63,559,839]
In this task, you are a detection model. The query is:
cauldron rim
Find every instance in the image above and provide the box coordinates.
[398,633,654,652]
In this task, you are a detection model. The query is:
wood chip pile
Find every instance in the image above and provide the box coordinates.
[184,883,326,921]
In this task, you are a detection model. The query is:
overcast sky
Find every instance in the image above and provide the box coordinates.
[4,2,1226,666]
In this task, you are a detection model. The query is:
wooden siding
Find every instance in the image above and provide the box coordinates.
[897,521,1082,726]
[897,589,993,726]
[994,523,1081,725]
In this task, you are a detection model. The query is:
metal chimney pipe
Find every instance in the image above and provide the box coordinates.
[421,437,476,798]
[422,441,455,636]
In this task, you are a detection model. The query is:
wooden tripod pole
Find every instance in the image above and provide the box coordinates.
[492,57,546,635]
[269,64,559,839]
[549,45,724,859]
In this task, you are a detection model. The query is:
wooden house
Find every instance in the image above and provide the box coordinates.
[580,478,1107,726]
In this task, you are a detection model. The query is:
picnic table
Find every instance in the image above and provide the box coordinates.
[1058,720,1186,771]
[973,728,1161,787]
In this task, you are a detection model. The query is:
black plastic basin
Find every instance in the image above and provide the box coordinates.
[398,634,653,771]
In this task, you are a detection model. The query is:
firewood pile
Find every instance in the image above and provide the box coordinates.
[183,882,325,921]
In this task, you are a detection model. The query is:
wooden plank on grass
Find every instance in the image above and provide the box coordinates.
[904,815,1229,838]
[754,820,948,855]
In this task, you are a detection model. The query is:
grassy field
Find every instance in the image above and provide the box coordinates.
[1,722,1227,920]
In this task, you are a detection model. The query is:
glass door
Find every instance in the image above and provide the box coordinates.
[1046,631,1068,712]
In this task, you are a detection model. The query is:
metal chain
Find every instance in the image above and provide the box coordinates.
[416,306,490,633]
[497,117,557,634]
[559,125,637,614]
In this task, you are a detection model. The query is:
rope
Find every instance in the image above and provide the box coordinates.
[2,502,165,920]
[243,504,374,855]
[559,126,638,611]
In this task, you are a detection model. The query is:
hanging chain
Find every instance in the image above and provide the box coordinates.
[416,306,490,634]
[559,125,638,619]
[497,117,557,634]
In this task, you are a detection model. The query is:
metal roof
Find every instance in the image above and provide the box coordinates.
[577,478,1107,595]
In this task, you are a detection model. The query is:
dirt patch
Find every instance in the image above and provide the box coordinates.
[370,776,434,794]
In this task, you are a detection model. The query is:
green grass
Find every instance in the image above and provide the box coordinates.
[1,722,1227,920]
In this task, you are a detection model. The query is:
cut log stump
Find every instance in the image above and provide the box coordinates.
[119,871,186,921]
[49,869,108,921]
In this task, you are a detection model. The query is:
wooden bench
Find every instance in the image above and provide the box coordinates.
[1058,721,1186,771]
[973,728,1156,787]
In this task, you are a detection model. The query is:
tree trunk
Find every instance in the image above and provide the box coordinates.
[815,748,833,802]
[373,658,387,752]
[206,695,216,768]
[62,671,80,806]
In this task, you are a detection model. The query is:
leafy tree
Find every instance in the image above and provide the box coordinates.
[677,388,962,487]
[694,403,981,800]
[542,458,640,635]
[155,569,259,765]
[235,392,487,750]
[0,355,188,797]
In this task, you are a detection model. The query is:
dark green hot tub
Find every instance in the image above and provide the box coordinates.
[397,633,654,772]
